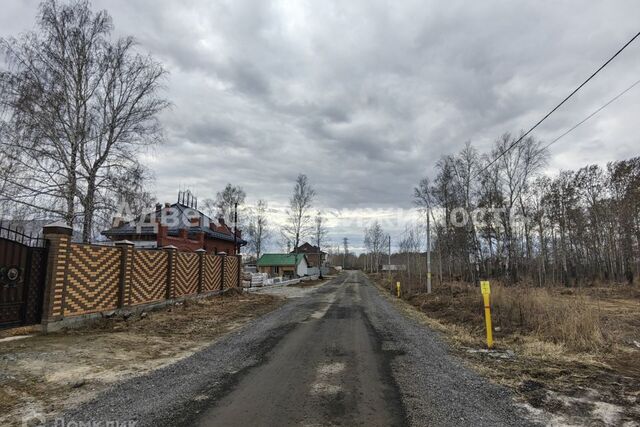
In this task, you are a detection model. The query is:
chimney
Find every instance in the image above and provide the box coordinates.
[155,203,162,211]
[218,217,225,226]
[164,202,172,216]
[112,216,124,228]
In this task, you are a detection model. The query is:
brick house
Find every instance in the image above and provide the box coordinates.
[291,242,327,267]
[102,199,246,254]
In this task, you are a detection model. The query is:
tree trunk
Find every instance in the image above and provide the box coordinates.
[81,177,97,243]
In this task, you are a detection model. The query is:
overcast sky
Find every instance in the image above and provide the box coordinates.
[2,1,640,252]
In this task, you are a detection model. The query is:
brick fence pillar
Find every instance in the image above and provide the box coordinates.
[41,221,73,328]
[115,240,135,308]
[163,245,178,300]
[195,248,206,294]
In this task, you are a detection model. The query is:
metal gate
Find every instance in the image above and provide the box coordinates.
[0,223,48,329]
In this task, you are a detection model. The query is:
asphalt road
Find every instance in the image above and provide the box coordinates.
[57,271,535,427]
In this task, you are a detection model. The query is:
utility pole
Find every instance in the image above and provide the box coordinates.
[233,202,238,256]
[426,210,432,294]
[387,235,391,282]
[342,237,348,269]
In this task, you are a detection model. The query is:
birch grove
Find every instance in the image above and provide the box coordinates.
[416,133,640,286]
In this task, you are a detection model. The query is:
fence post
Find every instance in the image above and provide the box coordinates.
[41,221,73,329]
[163,245,178,300]
[195,249,206,294]
[115,240,135,308]
[220,252,226,294]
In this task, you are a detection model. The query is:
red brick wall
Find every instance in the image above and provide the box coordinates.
[204,239,236,255]
[155,224,235,253]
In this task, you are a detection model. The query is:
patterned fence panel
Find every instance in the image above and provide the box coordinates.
[64,244,121,316]
[224,256,239,289]
[131,250,168,305]
[175,252,199,296]
[204,255,222,291]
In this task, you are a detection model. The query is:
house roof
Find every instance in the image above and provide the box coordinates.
[257,253,308,267]
[102,202,246,245]
[291,242,326,254]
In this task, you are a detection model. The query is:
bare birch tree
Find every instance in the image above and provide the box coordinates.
[313,211,329,278]
[365,220,385,273]
[247,199,269,260]
[412,137,640,288]
[207,183,246,225]
[282,174,316,260]
[0,0,168,241]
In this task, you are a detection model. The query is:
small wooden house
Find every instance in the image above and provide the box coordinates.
[256,254,308,278]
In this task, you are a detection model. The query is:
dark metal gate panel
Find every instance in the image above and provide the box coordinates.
[24,247,47,324]
[0,237,29,327]
[0,231,47,329]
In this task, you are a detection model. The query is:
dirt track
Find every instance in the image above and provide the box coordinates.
[49,271,533,426]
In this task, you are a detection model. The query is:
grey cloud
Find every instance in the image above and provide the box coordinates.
[2,0,640,251]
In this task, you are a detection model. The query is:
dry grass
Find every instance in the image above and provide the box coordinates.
[491,285,605,352]
[400,280,613,352]
[371,274,640,425]
[0,292,284,426]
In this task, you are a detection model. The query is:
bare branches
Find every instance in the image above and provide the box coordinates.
[211,184,246,224]
[313,212,329,250]
[416,135,640,286]
[282,174,316,255]
[364,221,386,273]
[0,0,168,241]
[247,200,270,260]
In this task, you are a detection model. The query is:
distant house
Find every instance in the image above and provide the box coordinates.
[102,192,246,254]
[381,264,407,272]
[257,253,308,278]
[291,242,327,267]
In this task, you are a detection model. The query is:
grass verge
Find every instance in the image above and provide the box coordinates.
[0,292,284,426]
[370,274,640,426]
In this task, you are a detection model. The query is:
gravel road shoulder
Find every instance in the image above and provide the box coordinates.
[356,272,537,426]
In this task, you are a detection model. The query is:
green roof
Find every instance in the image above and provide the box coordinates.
[257,253,307,267]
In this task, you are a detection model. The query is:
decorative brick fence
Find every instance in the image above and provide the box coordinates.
[40,222,241,329]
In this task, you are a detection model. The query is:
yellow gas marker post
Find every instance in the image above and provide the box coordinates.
[480,281,493,348]
[396,281,401,298]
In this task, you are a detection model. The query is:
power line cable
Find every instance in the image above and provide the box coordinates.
[477,30,640,175]
[542,77,640,150]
